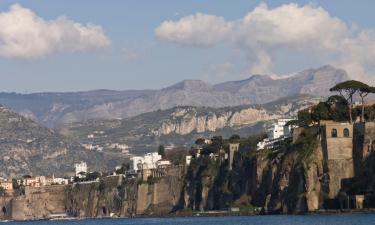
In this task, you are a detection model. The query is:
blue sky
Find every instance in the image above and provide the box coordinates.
[0,0,374,92]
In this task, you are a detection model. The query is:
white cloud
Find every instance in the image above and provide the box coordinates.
[0,4,110,59]
[155,13,232,47]
[155,3,375,83]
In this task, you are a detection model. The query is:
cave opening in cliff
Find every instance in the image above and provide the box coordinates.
[102,206,107,215]
[2,206,6,215]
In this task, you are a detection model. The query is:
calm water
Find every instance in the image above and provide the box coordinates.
[5,214,375,225]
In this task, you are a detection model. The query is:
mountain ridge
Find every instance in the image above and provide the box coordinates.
[0,65,350,127]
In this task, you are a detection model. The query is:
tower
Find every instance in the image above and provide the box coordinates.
[228,143,239,170]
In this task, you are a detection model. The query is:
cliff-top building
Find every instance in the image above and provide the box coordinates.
[129,152,169,173]
[0,178,13,191]
[75,161,88,178]
[257,118,295,151]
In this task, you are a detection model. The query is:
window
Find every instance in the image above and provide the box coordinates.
[343,128,350,137]
[331,129,337,138]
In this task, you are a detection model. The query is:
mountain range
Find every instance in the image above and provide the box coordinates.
[59,94,322,154]
[0,65,349,128]
[0,105,126,177]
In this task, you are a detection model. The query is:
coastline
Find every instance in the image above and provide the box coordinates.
[3,209,375,223]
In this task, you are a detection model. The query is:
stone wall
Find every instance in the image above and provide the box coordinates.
[10,185,67,220]
[321,121,354,199]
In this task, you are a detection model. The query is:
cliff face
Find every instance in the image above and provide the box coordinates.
[61,95,320,154]
[65,166,186,218]
[1,123,374,221]
[180,124,372,213]
[155,107,275,136]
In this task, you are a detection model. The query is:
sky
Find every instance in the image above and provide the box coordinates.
[0,0,375,93]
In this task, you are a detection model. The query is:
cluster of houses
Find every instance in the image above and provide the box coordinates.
[0,162,89,192]
[0,175,69,191]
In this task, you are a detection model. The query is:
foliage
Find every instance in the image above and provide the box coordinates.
[229,134,241,143]
[158,145,166,158]
[86,171,101,181]
[12,179,20,189]
[115,162,130,174]
[98,179,106,193]
[0,187,5,196]
[294,128,319,164]
[165,148,188,165]
[195,138,206,146]
[330,80,375,123]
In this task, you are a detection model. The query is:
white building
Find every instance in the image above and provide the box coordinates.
[156,159,171,167]
[257,118,295,151]
[129,152,162,173]
[267,118,293,139]
[75,161,88,178]
[130,156,144,172]
[185,155,192,165]
[52,176,69,185]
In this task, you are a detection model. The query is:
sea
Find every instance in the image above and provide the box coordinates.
[4,214,375,225]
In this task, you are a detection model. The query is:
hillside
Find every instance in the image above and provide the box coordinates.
[0,65,348,127]
[59,94,321,154]
[0,105,127,177]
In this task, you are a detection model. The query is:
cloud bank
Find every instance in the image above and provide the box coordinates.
[0,4,110,59]
[155,3,375,82]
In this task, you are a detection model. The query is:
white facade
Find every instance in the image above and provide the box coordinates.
[257,118,295,151]
[186,155,192,165]
[129,152,162,172]
[53,177,69,185]
[156,159,171,167]
[75,161,88,178]
[267,119,293,139]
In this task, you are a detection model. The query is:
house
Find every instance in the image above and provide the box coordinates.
[22,176,48,187]
[185,155,192,165]
[52,177,69,185]
[129,152,162,173]
[75,161,88,178]
[156,159,171,168]
[257,118,295,151]
[0,178,13,191]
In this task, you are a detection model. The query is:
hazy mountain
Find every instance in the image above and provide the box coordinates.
[59,94,321,154]
[0,105,127,177]
[0,65,349,127]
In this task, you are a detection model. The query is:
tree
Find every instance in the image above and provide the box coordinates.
[358,86,375,122]
[311,102,330,123]
[330,80,368,123]
[326,95,350,121]
[158,145,166,158]
[0,187,5,197]
[229,134,240,143]
[195,138,205,146]
[12,179,20,189]
[297,109,313,127]
[86,171,101,181]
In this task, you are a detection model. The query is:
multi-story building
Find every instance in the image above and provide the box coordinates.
[0,178,13,191]
[75,161,88,178]
[257,118,295,151]
[129,152,167,173]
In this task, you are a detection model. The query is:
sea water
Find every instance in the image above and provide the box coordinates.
[4,214,375,225]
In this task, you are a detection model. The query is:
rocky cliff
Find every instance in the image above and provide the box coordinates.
[180,123,375,213]
[2,123,374,221]
[60,95,320,154]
